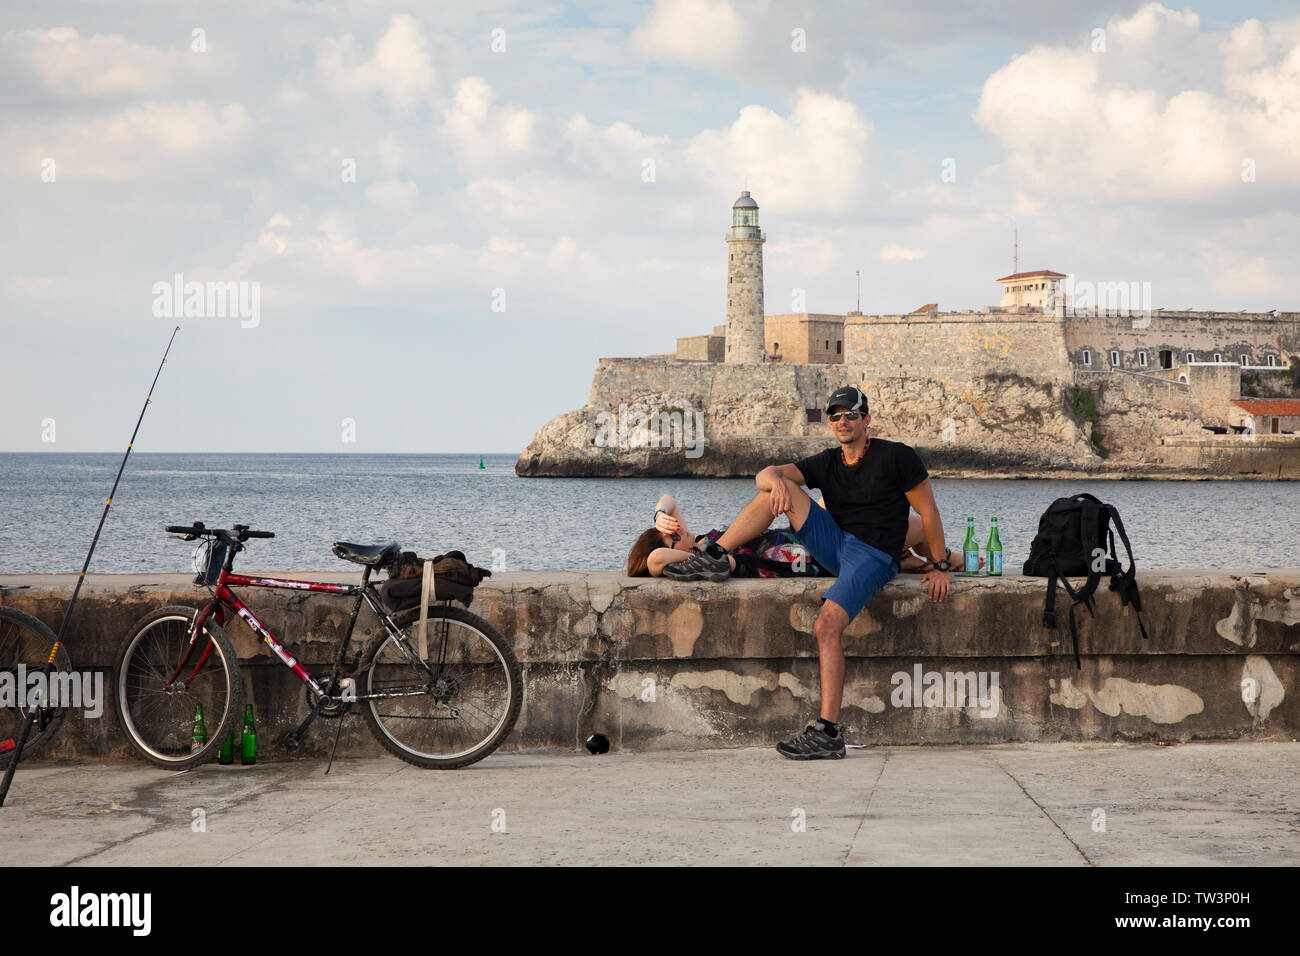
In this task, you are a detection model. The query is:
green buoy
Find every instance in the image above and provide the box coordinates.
[478,456,485,470]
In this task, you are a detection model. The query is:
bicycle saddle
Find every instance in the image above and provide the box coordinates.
[332,541,401,566]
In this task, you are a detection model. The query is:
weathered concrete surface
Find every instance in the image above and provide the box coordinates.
[2,570,1297,759]
[0,742,1295,866]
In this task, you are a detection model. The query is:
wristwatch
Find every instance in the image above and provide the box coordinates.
[655,508,680,542]
[931,547,952,573]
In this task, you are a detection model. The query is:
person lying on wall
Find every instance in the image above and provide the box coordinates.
[625,493,823,578]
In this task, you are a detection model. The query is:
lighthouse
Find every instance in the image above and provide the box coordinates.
[725,191,766,363]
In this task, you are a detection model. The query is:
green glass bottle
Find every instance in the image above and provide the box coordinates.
[240,704,257,765]
[190,703,207,753]
[962,516,979,576]
[217,728,234,764]
[986,517,1003,576]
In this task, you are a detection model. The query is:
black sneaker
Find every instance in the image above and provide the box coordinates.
[776,722,846,760]
[661,546,731,582]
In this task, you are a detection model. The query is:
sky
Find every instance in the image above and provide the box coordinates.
[2,0,1298,453]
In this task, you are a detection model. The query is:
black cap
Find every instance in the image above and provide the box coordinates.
[825,386,869,414]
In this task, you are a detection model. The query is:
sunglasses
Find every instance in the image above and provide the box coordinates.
[828,410,863,422]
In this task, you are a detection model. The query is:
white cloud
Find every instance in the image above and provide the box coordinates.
[364,179,419,206]
[1196,241,1287,299]
[1,27,190,97]
[974,3,1300,202]
[766,236,841,275]
[442,77,538,171]
[563,114,670,180]
[880,244,926,261]
[4,100,252,181]
[317,14,435,109]
[1108,3,1200,46]
[686,89,873,215]
[631,0,743,66]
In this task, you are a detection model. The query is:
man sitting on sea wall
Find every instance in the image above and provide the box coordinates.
[664,385,954,759]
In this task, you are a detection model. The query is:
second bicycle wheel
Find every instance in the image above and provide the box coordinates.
[113,606,242,769]
[359,605,522,769]
[0,605,72,766]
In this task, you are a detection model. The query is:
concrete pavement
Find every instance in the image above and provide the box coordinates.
[1,741,1296,866]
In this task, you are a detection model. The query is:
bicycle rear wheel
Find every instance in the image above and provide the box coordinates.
[0,606,72,766]
[113,606,242,769]
[360,605,522,769]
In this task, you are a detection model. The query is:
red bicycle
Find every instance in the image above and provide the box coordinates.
[111,523,522,770]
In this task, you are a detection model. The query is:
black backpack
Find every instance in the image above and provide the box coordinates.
[1022,493,1148,668]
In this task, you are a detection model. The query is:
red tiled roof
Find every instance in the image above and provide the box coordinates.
[1232,399,1300,415]
[995,270,1067,282]
[910,303,938,313]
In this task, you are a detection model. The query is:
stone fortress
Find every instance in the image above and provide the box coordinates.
[518,192,1300,478]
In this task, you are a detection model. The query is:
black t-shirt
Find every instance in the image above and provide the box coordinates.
[794,439,929,560]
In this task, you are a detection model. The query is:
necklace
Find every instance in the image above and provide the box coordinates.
[840,438,869,468]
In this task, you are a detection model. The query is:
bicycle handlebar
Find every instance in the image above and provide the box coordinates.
[165,523,275,543]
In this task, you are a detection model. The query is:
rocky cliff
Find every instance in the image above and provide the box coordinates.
[516,360,1126,477]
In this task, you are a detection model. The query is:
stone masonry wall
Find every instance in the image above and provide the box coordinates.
[676,335,725,362]
[724,238,765,363]
[1064,311,1300,369]
[765,314,845,365]
[843,312,1072,382]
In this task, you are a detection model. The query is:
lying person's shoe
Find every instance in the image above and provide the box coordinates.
[776,720,846,760]
[661,542,731,581]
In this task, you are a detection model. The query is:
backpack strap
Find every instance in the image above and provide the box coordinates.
[1041,532,1062,628]
[1056,573,1085,669]
[1074,500,1104,606]
[1103,505,1150,642]
[1039,538,1082,669]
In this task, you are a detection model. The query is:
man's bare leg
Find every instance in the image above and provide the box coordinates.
[814,599,851,722]
[714,484,813,553]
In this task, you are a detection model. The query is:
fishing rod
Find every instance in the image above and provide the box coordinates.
[0,326,180,807]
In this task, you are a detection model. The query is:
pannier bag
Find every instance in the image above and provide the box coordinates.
[379,550,492,611]
[1022,493,1148,668]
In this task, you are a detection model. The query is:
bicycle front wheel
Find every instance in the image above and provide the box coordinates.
[0,606,72,765]
[113,606,242,769]
[360,605,522,769]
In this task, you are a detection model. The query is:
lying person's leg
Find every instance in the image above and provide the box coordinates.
[898,514,981,572]
[648,546,736,577]
[663,473,814,581]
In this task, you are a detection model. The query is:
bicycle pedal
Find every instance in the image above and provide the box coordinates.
[281,732,302,752]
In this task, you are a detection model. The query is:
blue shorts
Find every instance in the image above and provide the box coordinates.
[795,504,899,620]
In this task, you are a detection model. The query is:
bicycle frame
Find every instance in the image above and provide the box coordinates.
[167,563,435,701]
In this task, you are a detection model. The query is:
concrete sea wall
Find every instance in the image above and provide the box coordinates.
[3,570,1296,760]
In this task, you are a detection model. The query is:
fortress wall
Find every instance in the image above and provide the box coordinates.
[843,313,1072,385]
[675,335,724,362]
[765,314,845,365]
[1073,362,1258,456]
[1187,363,1242,405]
[589,358,838,436]
[1063,311,1300,368]
[1156,436,1300,478]
[553,358,1099,474]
